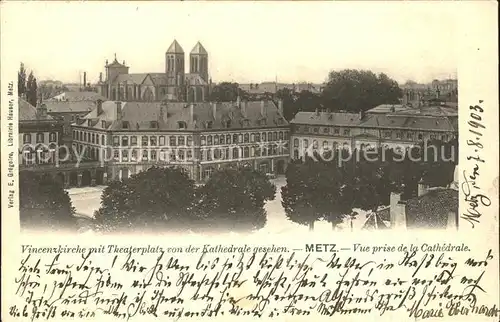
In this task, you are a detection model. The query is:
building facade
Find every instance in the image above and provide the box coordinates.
[97,41,211,103]
[289,102,458,159]
[19,98,104,188]
[71,98,289,184]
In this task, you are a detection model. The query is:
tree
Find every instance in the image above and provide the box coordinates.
[209,82,248,102]
[276,88,297,121]
[26,71,38,107]
[197,168,275,232]
[419,139,456,187]
[18,63,27,97]
[322,69,402,112]
[19,172,76,232]
[94,167,196,233]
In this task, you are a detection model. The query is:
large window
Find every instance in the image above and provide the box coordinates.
[122,136,129,146]
[244,133,249,143]
[294,138,299,147]
[113,136,120,147]
[150,136,157,146]
[49,132,57,143]
[142,136,148,146]
[36,133,44,143]
[178,136,185,146]
[170,136,177,146]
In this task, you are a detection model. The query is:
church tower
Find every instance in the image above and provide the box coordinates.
[190,42,208,82]
[166,40,185,87]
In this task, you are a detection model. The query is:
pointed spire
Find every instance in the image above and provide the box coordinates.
[191,41,208,55]
[167,40,184,54]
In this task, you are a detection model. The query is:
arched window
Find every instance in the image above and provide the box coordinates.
[294,138,299,147]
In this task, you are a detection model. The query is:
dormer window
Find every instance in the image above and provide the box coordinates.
[101,121,107,128]
[122,121,130,129]
[87,120,92,127]
[225,120,232,128]
[206,121,213,129]
[178,121,187,129]
[150,121,158,129]
[243,119,250,127]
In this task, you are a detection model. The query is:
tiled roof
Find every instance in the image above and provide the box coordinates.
[190,42,207,55]
[19,98,53,121]
[113,73,149,85]
[76,100,287,131]
[149,73,168,86]
[368,104,458,117]
[359,114,456,132]
[44,101,96,114]
[405,188,458,229]
[48,91,106,102]
[167,40,184,54]
[291,111,361,127]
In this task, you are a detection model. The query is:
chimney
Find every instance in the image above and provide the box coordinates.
[37,103,47,118]
[417,181,429,197]
[83,72,87,89]
[389,192,407,229]
[212,102,217,120]
[260,101,265,116]
[278,99,283,115]
[359,110,365,120]
[116,101,122,120]
[99,72,103,83]
[96,99,103,115]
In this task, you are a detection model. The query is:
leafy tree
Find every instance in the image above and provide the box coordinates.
[276,88,296,121]
[209,82,248,102]
[322,69,402,112]
[197,168,275,232]
[18,63,27,97]
[94,167,196,233]
[19,172,76,232]
[26,71,38,107]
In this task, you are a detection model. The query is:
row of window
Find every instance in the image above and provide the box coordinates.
[383,131,449,141]
[22,132,57,144]
[73,130,106,145]
[111,135,194,147]
[297,126,351,136]
[201,131,288,145]
[296,125,452,142]
[294,139,350,150]
[20,150,57,165]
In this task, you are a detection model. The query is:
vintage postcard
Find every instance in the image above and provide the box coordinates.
[1,1,498,321]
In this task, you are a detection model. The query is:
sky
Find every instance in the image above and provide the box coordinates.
[2,2,458,85]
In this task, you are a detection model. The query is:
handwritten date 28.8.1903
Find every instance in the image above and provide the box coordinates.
[461,100,491,228]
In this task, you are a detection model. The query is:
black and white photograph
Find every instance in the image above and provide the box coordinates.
[2,2,499,321]
[13,3,461,235]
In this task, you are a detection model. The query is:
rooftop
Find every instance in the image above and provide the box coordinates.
[190,42,208,55]
[19,98,54,121]
[43,100,96,114]
[48,91,106,102]
[167,40,184,54]
[74,100,288,131]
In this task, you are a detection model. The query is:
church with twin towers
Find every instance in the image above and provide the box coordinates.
[97,40,211,102]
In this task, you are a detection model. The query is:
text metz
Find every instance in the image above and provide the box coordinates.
[305,244,336,252]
